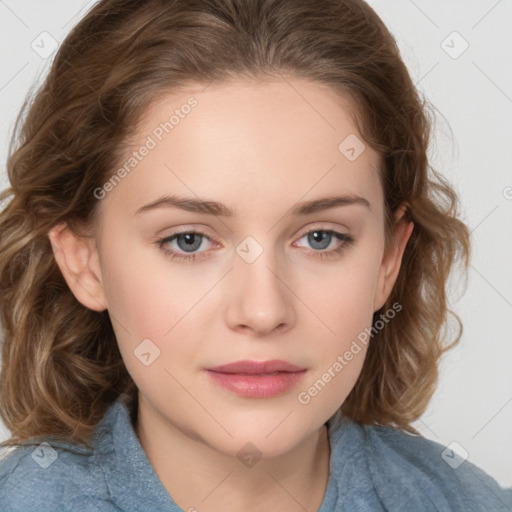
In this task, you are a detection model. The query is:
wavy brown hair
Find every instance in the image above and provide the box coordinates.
[0,0,470,450]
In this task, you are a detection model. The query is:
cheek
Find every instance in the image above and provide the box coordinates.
[100,258,188,396]
[294,239,383,400]
[98,235,218,384]
[99,232,196,338]
[296,272,376,414]
[302,246,382,336]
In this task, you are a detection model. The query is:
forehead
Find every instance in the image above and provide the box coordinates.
[98,76,383,222]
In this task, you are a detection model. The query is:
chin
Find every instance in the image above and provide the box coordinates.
[199,411,318,459]
[209,432,301,462]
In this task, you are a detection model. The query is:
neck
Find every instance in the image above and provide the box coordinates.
[134,396,331,512]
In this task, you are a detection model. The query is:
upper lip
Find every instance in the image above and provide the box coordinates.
[206,359,306,374]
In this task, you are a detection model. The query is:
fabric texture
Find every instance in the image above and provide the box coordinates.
[1,393,511,511]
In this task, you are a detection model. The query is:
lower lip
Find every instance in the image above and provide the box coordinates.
[204,370,306,398]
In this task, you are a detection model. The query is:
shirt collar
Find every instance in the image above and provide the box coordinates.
[92,393,183,511]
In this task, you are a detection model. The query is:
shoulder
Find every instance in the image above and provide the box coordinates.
[0,394,169,512]
[0,441,119,512]
[362,421,512,512]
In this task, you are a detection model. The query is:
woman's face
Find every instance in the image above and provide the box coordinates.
[53,77,412,458]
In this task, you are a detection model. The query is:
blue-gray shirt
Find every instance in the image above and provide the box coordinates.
[1,393,511,511]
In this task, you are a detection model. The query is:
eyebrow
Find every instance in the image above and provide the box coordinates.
[135,194,371,217]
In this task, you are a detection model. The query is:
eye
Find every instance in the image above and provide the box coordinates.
[155,230,215,261]
[293,229,354,259]
[155,227,355,262]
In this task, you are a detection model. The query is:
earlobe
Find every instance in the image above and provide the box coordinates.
[47,222,108,312]
[373,206,414,312]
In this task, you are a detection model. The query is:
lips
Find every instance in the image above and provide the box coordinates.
[206,359,306,375]
[204,360,307,398]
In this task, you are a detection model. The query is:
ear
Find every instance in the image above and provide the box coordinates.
[47,222,108,312]
[373,205,414,312]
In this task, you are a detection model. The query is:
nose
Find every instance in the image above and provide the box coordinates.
[224,243,296,337]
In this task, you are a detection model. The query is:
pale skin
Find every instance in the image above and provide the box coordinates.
[48,77,413,512]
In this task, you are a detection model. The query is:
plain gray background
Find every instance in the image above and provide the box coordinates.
[0,0,511,487]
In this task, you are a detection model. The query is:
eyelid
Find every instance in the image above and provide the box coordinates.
[158,221,350,245]
[157,224,215,237]
[294,221,351,238]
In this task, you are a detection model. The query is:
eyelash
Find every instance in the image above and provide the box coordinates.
[154,228,355,262]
